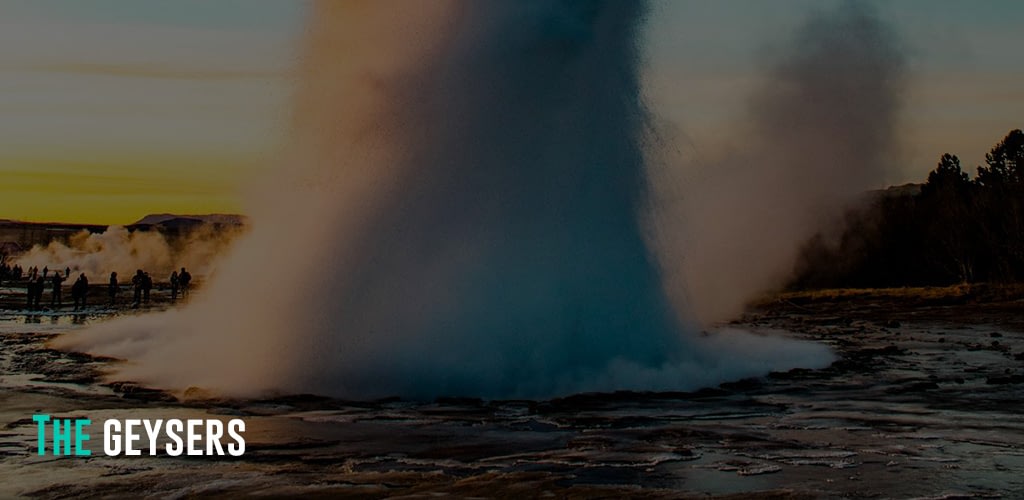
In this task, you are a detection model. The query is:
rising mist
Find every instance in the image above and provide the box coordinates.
[15,225,241,280]
[55,0,843,400]
[657,1,907,324]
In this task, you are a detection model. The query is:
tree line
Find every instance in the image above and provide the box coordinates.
[792,129,1024,289]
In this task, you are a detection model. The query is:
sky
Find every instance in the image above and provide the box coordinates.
[0,0,1021,224]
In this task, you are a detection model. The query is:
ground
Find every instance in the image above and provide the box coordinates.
[0,286,1022,498]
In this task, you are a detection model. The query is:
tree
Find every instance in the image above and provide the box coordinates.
[976,129,1024,187]
[790,129,1024,289]
[923,153,970,195]
[921,154,975,282]
[974,129,1024,281]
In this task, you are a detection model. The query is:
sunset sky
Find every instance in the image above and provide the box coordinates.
[0,0,1021,224]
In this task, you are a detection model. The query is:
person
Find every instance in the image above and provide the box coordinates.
[34,276,45,310]
[108,272,119,307]
[42,266,49,279]
[70,275,81,310]
[169,271,180,301]
[28,276,44,310]
[179,267,192,298]
[71,275,82,310]
[65,266,71,279]
[131,269,145,308]
[71,274,88,310]
[142,272,153,303]
[26,278,36,310]
[50,272,64,307]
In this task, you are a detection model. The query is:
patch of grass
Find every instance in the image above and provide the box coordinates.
[759,283,1024,306]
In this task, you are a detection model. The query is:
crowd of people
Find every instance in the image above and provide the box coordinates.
[0,262,26,286]
[2,262,192,312]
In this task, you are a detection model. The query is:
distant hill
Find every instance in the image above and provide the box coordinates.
[868,182,922,198]
[131,214,248,226]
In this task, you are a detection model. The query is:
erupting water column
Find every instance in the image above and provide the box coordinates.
[282,0,684,397]
[60,0,833,399]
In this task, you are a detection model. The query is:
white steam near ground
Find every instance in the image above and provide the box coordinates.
[15,225,242,280]
[55,1,904,400]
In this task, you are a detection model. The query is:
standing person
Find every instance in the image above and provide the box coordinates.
[65,267,71,279]
[179,267,192,298]
[108,272,119,307]
[34,276,45,310]
[25,279,35,309]
[42,266,49,279]
[27,276,42,310]
[71,275,81,310]
[80,273,89,307]
[142,272,153,304]
[74,274,89,310]
[169,271,180,301]
[131,270,145,308]
[50,272,64,307]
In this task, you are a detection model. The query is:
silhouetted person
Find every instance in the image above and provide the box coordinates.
[26,279,36,309]
[179,267,192,298]
[108,272,119,307]
[169,271,180,301]
[142,272,153,303]
[71,274,88,310]
[43,266,49,279]
[65,267,71,279]
[71,275,83,310]
[50,273,64,307]
[28,276,45,311]
[131,269,145,308]
[35,276,45,310]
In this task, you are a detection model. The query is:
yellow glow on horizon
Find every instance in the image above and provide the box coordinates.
[0,153,266,225]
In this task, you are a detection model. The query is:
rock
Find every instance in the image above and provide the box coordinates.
[985,374,1024,385]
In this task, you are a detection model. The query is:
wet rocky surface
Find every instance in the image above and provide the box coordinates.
[1,295,1023,498]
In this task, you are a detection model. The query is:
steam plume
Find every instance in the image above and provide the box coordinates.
[55,1,837,400]
[15,225,240,280]
[659,1,907,324]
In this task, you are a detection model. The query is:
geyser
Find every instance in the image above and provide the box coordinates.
[665,1,907,324]
[58,0,833,399]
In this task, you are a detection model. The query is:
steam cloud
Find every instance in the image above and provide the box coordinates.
[15,225,240,280]
[49,0,880,400]
[656,1,907,324]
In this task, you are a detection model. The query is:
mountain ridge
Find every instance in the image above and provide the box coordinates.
[131,213,247,226]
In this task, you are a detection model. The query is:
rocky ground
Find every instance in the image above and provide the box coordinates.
[0,288,1022,498]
